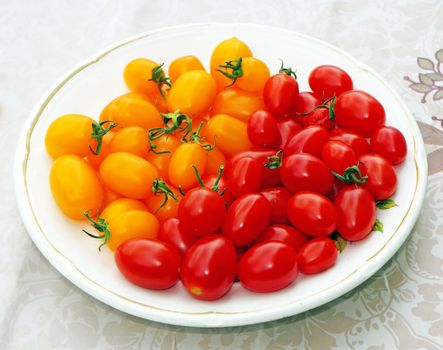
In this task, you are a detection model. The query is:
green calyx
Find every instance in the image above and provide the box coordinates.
[89,120,117,155]
[183,121,215,152]
[331,162,368,185]
[82,211,110,251]
[264,150,284,169]
[279,61,297,79]
[297,95,336,121]
[151,178,179,212]
[217,57,243,87]
[149,63,171,99]
[192,165,225,193]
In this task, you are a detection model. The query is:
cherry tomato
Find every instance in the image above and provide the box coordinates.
[275,117,302,150]
[223,193,271,247]
[298,237,338,274]
[158,218,197,256]
[308,65,353,99]
[263,73,299,116]
[247,110,279,147]
[100,152,158,199]
[335,186,376,241]
[228,156,263,199]
[256,225,308,252]
[359,153,397,200]
[202,174,232,204]
[302,109,334,130]
[295,91,321,115]
[108,210,159,251]
[260,187,291,225]
[206,147,226,175]
[100,198,147,224]
[321,140,358,174]
[280,153,333,194]
[101,186,121,208]
[145,182,181,222]
[238,241,298,293]
[335,90,385,136]
[211,89,265,123]
[109,126,148,158]
[84,130,114,170]
[284,125,329,157]
[143,90,169,114]
[167,70,216,117]
[204,114,253,157]
[123,58,162,96]
[115,238,181,289]
[287,192,337,236]
[370,126,407,165]
[146,135,180,183]
[50,155,103,219]
[181,235,237,300]
[168,55,205,82]
[329,128,369,157]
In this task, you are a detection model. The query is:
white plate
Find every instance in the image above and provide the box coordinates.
[14,23,427,328]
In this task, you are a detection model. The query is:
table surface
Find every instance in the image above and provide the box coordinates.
[2,1,443,349]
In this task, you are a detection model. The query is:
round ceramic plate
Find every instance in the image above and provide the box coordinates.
[14,23,427,328]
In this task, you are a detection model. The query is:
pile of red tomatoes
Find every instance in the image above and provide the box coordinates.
[45,37,406,301]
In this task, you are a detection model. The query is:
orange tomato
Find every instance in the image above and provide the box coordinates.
[211,89,265,123]
[100,152,158,199]
[210,37,253,91]
[204,114,253,158]
[123,58,162,96]
[100,93,163,130]
[85,131,115,170]
[236,57,270,92]
[107,210,159,251]
[167,70,216,117]
[146,135,181,183]
[109,126,148,158]
[168,55,205,82]
[50,155,103,219]
[100,198,147,224]
[206,147,226,175]
[101,187,121,209]
[146,181,181,221]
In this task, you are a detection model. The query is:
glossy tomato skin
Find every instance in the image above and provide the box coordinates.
[335,90,385,136]
[223,193,272,247]
[263,73,299,116]
[370,126,407,165]
[178,187,226,237]
[287,192,337,237]
[295,92,321,115]
[100,198,147,224]
[335,187,376,241]
[284,125,329,157]
[181,235,237,300]
[321,140,358,174]
[303,109,335,130]
[308,65,353,99]
[329,128,369,157]
[238,241,298,293]
[280,153,333,194]
[228,156,263,199]
[359,153,397,200]
[275,117,302,150]
[298,237,338,274]
[158,218,197,256]
[115,238,181,289]
[247,110,279,147]
[256,225,308,252]
[260,187,292,225]
[168,55,205,82]
[202,174,232,204]
[236,57,270,92]
[123,58,161,96]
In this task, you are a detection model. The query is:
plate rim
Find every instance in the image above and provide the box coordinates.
[14,22,428,328]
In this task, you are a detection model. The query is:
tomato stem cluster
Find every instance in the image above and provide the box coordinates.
[152,178,179,212]
[149,63,172,99]
[192,165,225,193]
[297,95,336,121]
[184,122,216,152]
[331,162,368,185]
[217,57,243,87]
[279,61,297,79]
[82,211,110,251]
[89,120,117,155]
[264,150,284,169]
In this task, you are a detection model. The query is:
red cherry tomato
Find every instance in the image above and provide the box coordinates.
[370,126,407,165]
[275,117,302,149]
[247,110,279,147]
[256,224,308,252]
[228,156,263,199]
[298,237,338,274]
[295,91,321,115]
[303,109,335,130]
[284,125,329,157]
[202,174,232,204]
[326,178,348,201]
[335,187,376,241]
[321,140,358,174]
[260,187,291,225]
[335,90,385,136]
[308,65,353,99]
[181,235,237,300]
[238,241,298,292]
[158,218,197,256]
[359,153,397,200]
[287,191,337,236]
[329,128,369,157]
[115,238,181,289]
[280,153,333,194]
[223,193,271,247]
[263,73,299,116]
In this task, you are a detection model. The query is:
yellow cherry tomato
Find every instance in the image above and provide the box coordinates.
[100,152,158,199]
[85,131,115,170]
[204,114,253,158]
[125,91,169,114]
[109,126,148,158]
[50,155,103,219]
[210,37,253,91]
[108,210,159,251]
[168,55,205,82]
[169,143,208,190]
[236,57,270,92]
[100,198,147,224]
[100,93,163,130]
[146,135,181,183]
[206,147,226,175]
[211,89,265,123]
[167,70,216,117]
[101,187,121,209]
[123,58,162,96]
[146,181,181,222]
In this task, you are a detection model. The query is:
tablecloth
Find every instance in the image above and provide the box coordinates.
[1,0,443,349]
